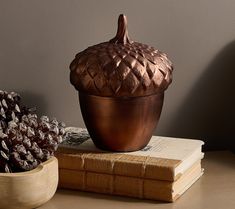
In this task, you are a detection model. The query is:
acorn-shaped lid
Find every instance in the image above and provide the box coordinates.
[70,14,173,97]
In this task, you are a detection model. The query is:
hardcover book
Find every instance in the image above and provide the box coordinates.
[56,127,204,202]
[57,127,204,181]
[59,160,203,202]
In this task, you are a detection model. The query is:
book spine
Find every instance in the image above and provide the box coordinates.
[58,161,202,202]
[56,152,180,181]
[58,169,174,202]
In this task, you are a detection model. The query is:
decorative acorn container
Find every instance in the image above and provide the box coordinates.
[70,14,173,151]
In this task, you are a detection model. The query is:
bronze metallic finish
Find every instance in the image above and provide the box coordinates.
[70,15,173,97]
[79,93,164,151]
[69,14,173,151]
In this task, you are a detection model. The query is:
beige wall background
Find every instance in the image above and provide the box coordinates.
[1,0,235,150]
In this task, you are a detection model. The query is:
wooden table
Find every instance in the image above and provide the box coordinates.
[40,151,235,209]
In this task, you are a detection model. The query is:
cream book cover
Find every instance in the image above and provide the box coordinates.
[57,127,204,181]
[59,160,203,202]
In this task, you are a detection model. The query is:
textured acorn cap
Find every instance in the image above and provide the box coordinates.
[70,14,173,97]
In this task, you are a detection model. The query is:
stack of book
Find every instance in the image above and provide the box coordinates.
[56,127,204,202]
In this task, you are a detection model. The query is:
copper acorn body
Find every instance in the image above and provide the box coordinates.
[70,15,173,151]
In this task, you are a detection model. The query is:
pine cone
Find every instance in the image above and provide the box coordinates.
[0,114,65,173]
[0,90,35,132]
[0,90,66,173]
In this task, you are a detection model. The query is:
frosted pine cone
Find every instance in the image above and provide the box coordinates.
[0,90,35,132]
[0,114,65,173]
[0,90,66,172]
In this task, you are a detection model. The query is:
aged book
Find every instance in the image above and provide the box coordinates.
[58,160,203,202]
[56,127,204,181]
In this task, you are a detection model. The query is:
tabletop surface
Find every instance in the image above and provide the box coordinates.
[40,151,235,209]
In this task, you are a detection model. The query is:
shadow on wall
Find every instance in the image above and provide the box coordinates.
[167,40,235,152]
[18,91,48,117]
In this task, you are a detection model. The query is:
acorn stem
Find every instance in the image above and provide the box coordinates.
[109,14,133,44]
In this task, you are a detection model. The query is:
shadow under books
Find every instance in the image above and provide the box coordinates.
[203,151,235,169]
[166,40,235,152]
[57,189,167,204]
